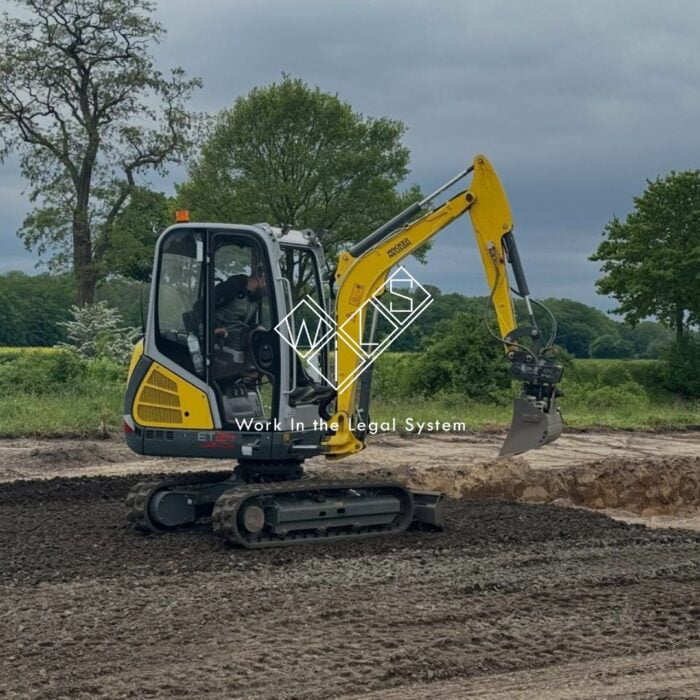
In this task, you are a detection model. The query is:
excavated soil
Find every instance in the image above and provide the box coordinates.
[1,431,697,525]
[404,454,700,513]
[1,431,699,697]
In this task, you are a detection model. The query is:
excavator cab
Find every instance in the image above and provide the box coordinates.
[125,223,335,467]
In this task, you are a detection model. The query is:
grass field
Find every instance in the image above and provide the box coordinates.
[371,355,700,431]
[0,392,121,437]
[371,397,700,432]
[0,350,697,437]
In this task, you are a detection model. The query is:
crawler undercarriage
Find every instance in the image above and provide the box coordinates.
[126,463,444,548]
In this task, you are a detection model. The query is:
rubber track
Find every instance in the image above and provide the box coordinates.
[126,480,165,533]
[126,471,234,534]
[212,480,414,549]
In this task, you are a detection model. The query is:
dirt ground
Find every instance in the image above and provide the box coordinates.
[1,429,698,526]
[0,430,699,698]
[1,429,698,481]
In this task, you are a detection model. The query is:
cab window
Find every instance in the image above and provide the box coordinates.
[155,229,205,378]
[280,245,324,312]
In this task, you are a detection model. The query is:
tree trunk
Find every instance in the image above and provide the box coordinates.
[73,145,98,306]
[675,305,685,340]
[73,203,95,306]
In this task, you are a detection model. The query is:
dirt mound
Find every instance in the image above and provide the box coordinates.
[539,455,700,515]
[406,457,531,498]
[406,455,700,516]
[11,442,126,469]
[0,441,136,481]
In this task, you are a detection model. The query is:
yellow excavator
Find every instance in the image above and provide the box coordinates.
[124,155,563,548]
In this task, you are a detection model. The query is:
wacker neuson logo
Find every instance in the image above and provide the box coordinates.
[275,266,433,394]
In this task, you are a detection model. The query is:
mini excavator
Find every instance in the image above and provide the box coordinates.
[124,155,563,548]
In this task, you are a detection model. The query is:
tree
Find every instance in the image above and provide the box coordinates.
[178,75,422,260]
[58,300,138,363]
[619,321,673,359]
[0,0,201,305]
[590,171,700,339]
[95,277,150,329]
[516,298,620,358]
[410,312,511,400]
[662,334,700,398]
[102,186,172,281]
[389,288,486,351]
[0,271,73,346]
[589,333,635,359]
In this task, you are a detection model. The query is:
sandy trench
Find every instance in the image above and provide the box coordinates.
[0,429,698,699]
[0,429,698,526]
[0,429,698,481]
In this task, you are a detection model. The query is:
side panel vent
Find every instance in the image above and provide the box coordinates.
[140,386,181,408]
[135,368,184,425]
[131,362,213,430]
[147,370,178,392]
[145,429,176,441]
[137,405,183,425]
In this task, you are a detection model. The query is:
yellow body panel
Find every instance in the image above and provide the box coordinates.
[127,339,144,380]
[131,361,214,430]
[324,155,518,457]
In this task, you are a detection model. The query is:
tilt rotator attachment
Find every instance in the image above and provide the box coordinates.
[500,326,564,457]
[499,232,563,458]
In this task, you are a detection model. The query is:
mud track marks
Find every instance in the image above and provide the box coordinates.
[1,473,699,698]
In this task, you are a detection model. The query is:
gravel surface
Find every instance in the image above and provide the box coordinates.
[1,471,699,698]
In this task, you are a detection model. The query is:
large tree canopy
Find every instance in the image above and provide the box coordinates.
[528,298,620,358]
[590,170,700,338]
[102,187,172,282]
[178,75,422,259]
[0,0,201,305]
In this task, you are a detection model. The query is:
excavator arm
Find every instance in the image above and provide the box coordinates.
[322,155,563,459]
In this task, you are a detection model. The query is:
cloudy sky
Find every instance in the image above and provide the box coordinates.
[2,0,700,311]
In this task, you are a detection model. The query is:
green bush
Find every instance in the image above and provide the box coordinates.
[662,337,700,398]
[598,363,634,387]
[565,358,664,391]
[373,314,511,401]
[624,360,666,391]
[85,357,128,385]
[0,272,73,347]
[583,380,650,410]
[408,312,510,400]
[589,333,636,359]
[0,350,87,394]
[0,347,61,365]
[0,349,125,395]
[372,352,418,399]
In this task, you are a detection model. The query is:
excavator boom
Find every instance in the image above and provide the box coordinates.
[324,155,563,458]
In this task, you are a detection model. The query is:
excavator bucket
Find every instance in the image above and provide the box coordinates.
[499,397,563,458]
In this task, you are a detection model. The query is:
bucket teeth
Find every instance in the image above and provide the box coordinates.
[499,397,563,458]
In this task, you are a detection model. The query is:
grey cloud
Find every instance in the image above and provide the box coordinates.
[2,0,700,316]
